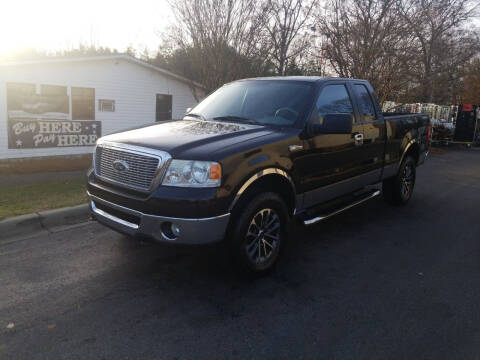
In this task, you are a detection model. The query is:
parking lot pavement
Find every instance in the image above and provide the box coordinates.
[1,148,480,360]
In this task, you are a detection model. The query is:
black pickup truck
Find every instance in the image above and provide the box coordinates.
[87,77,430,273]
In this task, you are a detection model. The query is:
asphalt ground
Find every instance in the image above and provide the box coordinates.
[1,148,479,359]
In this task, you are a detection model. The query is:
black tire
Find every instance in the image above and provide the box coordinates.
[228,192,289,274]
[383,156,416,206]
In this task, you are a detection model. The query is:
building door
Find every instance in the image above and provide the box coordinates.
[72,87,95,120]
[156,94,172,121]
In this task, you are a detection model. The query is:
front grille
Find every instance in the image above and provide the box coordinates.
[95,145,161,192]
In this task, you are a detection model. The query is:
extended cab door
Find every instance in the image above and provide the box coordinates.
[298,81,368,208]
[350,82,386,176]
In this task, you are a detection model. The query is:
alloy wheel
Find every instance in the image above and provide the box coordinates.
[245,208,281,265]
[400,163,414,199]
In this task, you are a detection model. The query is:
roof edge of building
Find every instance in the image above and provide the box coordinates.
[0,54,206,90]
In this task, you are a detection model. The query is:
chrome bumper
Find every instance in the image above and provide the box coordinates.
[88,192,230,244]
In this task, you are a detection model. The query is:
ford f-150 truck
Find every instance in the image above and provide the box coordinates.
[87,77,430,273]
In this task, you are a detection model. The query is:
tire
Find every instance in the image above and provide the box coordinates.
[383,156,416,206]
[228,192,289,274]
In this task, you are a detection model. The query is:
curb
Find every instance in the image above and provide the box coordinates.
[0,203,91,242]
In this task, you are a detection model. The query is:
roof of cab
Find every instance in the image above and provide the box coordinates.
[235,76,367,83]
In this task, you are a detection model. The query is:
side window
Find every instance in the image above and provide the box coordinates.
[354,84,376,121]
[315,84,354,124]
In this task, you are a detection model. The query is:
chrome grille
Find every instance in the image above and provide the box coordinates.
[95,144,163,192]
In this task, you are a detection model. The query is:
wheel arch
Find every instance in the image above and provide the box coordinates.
[401,139,421,166]
[228,168,297,216]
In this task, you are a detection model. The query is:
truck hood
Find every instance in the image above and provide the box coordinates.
[98,119,276,159]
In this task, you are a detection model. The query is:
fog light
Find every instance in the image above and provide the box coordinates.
[161,222,177,240]
[171,223,181,237]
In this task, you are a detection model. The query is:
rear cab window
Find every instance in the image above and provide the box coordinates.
[353,84,376,122]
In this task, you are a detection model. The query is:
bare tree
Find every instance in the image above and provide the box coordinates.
[459,57,480,104]
[263,0,315,75]
[399,0,480,103]
[318,0,415,104]
[166,0,270,93]
[161,0,479,104]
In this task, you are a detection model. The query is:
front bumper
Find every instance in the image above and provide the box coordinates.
[88,192,230,244]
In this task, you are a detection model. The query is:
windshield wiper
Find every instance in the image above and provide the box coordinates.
[185,112,207,122]
[213,115,262,125]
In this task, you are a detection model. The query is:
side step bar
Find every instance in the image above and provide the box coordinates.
[303,190,381,226]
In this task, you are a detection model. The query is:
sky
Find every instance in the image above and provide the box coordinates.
[0,0,478,59]
[0,0,174,57]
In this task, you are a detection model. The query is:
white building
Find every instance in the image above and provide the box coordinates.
[0,55,205,162]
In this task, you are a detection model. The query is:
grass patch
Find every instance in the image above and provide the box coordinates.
[0,178,87,220]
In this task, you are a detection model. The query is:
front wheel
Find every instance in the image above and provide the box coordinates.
[229,192,289,273]
[383,156,416,206]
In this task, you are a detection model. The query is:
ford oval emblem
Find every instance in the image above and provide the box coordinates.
[112,160,129,172]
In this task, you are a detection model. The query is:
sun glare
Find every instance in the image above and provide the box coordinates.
[0,0,172,58]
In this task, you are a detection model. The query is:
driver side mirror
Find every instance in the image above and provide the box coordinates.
[185,107,192,114]
[312,113,352,135]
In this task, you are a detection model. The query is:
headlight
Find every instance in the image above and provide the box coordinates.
[162,160,221,187]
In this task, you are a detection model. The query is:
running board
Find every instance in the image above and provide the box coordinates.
[303,190,381,226]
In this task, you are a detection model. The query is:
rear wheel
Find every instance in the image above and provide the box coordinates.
[229,192,289,273]
[383,156,416,206]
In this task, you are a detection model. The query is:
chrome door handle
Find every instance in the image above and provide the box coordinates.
[354,133,364,146]
[288,144,304,152]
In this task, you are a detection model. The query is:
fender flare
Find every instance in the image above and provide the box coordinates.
[399,139,418,168]
[228,168,296,212]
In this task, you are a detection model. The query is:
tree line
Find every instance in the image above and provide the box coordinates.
[3,0,479,105]
[152,0,479,105]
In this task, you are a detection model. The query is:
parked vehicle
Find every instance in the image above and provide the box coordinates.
[87,77,431,273]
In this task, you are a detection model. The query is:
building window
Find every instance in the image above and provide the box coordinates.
[41,84,67,96]
[7,83,36,111]
[72,87,95,120]
[99,99,115,112]
[7,82,36,96]
[39,84,69,115]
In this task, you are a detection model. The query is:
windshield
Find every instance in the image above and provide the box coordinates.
[188,80,314,127]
